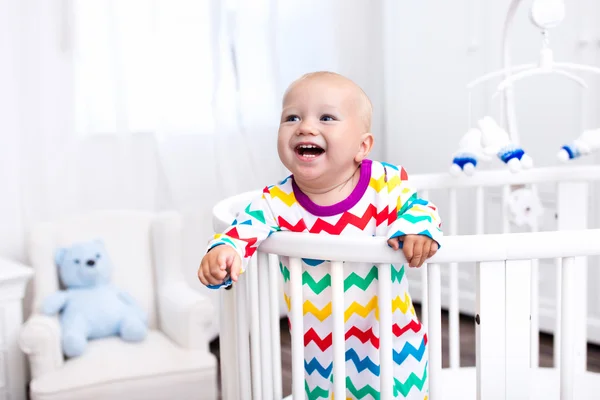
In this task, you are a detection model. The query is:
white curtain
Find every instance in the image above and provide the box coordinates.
[1,0,384,333]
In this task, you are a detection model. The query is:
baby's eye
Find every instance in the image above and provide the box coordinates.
[74,259,80,264]
[320,115,336,122]
[285,115,300,122]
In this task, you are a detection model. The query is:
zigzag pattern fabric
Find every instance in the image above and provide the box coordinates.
[208,159,443,399]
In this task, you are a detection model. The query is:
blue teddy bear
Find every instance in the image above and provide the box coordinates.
[42,239,148,358]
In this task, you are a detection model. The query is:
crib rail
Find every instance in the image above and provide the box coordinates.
[218,229,600,400]
[214,165,600,400]
[406,164,600,189]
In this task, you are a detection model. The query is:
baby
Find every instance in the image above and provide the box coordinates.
[199,71,442,399]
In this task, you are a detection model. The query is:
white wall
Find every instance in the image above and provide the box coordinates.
[383,0,600,173]
[275,0,385,161]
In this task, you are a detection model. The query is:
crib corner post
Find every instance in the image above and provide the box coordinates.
[426,263,443,400]
[557,181,589,375]
[505,259,532,399]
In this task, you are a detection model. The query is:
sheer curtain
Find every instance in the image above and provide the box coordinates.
[2,0,384,333]
[69,0,284,215]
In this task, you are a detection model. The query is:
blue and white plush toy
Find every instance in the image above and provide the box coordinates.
[42,239,148,358]
[478,116,533,173]
[450,128,490,176]
[557,128,600,162]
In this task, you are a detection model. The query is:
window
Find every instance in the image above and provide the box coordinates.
[73,0,219,136]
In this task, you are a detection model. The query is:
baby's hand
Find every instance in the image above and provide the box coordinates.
[387,234,438,268]
[198,245,242,287]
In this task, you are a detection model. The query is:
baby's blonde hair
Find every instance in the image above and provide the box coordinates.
[283,71,373,132]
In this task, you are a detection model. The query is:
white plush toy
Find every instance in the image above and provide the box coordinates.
[505,187,544,229]
[557,128,600,162]
[450,128,490,176]
[478,116,534,173]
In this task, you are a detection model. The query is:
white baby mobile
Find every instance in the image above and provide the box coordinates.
[450,0,600,176]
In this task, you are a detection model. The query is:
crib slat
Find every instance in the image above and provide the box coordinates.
[427,263,443,399]
[560,256,576,400]
[268,254,283,400]
[221,283,238,400]
[289,257,304,400]
[530,258,539,368]
[476,261,506,399]
[554,257,562,368]
[331,261,346,398]
[257,252,273,400]
[235,272,251,400]
[505,259,531,399]
[420,189,430,330]
[529,185,540,368]
[448,188,460,369]
[248,256,263,399]
[378,263,393,400]
[420,266,428,329]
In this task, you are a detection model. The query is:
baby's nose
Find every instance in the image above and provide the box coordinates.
[297,125,318,135]
[86,259,96,267]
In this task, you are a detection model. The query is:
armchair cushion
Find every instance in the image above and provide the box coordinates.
[29,330,217,400]
[19,314,64,378]
[158,281,215,350]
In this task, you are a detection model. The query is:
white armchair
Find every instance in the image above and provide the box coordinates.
[19,210,218,400]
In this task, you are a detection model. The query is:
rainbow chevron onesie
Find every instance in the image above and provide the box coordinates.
[207,159,443,399]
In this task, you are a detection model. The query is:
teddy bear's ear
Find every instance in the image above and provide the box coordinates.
[55,248,67,266]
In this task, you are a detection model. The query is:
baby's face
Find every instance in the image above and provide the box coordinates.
[277,76,372,188]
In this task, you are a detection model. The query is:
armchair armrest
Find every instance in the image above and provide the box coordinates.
[19,314,64,379]
[158,281,215,350]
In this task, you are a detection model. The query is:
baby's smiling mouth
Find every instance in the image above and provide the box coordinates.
[295,144,325,158]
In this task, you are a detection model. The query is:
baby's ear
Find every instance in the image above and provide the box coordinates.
[355,132,374,162]
[55,248,67,266]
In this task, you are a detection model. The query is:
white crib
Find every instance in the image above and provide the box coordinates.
[213,164,600,400]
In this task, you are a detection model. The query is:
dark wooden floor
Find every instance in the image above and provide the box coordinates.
[210,305,600,398]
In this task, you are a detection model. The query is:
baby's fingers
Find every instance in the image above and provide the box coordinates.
[402,236,416,266]
[217,252,229,270]
[198,262,208,286]
[387,237,400,250]
[428,241,439,258]
[417,240,432,268]
[206,258,227,285]
[229,254,242,282]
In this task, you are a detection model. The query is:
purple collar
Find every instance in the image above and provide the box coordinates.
[291,159,372,217]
